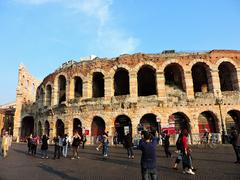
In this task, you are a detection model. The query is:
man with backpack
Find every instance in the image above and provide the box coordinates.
[62,134,70,158]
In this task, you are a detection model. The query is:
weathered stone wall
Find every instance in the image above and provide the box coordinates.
[15,50,240,144]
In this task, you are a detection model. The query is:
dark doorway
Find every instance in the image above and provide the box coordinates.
[192,62,213,93]
[74,76,83,98]
[138,65,157,96]
[73,118,82,135]
[140,114,158,136]
[115,115,132,144]
[58,75,66,104]
[198,111,219,133]
[164,63,186,91]
[91,116,105,143]
[114,68,130,96]
[56,119,65,137]
[218,62,239,91]
[21,116,34,137]
[45,121,50,136]
[92,72,104,98]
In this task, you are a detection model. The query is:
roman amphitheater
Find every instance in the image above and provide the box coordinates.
[13,50,240,144]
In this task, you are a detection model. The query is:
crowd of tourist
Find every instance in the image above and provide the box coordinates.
[1,126,240,180]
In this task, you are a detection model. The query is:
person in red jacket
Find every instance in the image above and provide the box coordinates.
[181,129,195,175]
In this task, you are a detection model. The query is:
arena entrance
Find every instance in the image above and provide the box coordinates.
[140,114,159,136]
[226,110,240,134]
[115,115,132,144]
[21,116,34,138]
[73,118,82,135]
[91,116,105,143]
[198,111,219,133]
[56,119,65,136]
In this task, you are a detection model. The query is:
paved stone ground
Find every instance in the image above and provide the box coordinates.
[0,143,239,180]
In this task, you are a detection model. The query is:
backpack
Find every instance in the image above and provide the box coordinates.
[63,137,67,146]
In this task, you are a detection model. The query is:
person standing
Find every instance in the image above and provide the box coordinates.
[161,131,171,158]
[82,133,87,149]
[27,134,33,154]
[139,131,158,180]
[229,127,240,163]
[62,134,70,158]
[1,131,10,158]
[102,131,109,157]
[71,131,81,159]
[181,129,195,175]
[41,135,49,159]
[53,136,61,159]
[31,135,39,156]
[124,133,134,159]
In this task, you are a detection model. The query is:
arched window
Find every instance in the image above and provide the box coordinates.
[138,65,157,96]
[192,62,213,93]
[74,77,83,98]
[46,85,52,106]
[58,75,66,104]
[164,63,186,92]
[92,72,104,98]
[218,62,239,91]
[114,68,130,96]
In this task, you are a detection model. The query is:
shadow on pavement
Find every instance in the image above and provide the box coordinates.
[38,164,79,180]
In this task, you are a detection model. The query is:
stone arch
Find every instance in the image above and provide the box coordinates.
[91,116,106,143]
[198,111,219,133]
[137,65,157,96]
[92,72,105,98]
[21,116,34,138]
[58,75,67,104]
[191,62,213,93]
[164,63,186,92]
[169,112,191,133]
[114,68,130,96]
[114,115,132,144]
[140,113,159,135]
[74,76,83,98]
[218,62,239,91]
[46,84,52,106]
[133,61,158,72]
[56,119,65,137]
[73,118,82,135]
[226,110,240,133]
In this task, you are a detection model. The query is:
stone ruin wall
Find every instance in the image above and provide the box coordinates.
[16,50,240,143]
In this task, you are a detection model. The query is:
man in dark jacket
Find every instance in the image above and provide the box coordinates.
[139,131,158,180]
[124,133,134,159]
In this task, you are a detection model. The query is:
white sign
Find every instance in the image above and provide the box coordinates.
[156,117,161,122]
[124,126,130,135]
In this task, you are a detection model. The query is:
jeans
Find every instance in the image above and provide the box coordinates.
[62,145,68,157]
[42,150,48,158]
[141,167,158,180]
[54,145,60,159]
[102,142,109,156]
[127,147,134,157]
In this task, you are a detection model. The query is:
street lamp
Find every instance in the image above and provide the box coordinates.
[215,93,225,144]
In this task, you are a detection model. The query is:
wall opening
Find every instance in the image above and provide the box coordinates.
[74,76,83,98]
[46,85,52,106]
[226,110,240,134]
[56,119,65,137]
[198,111,219,133]
[21,116,34,138]
[192,62,213,93]
[114,68,130,96]
[218,62,239,91]
[44,120,50,136]
[73,118,82,135]
[140,113,159,136]
[92,72,104,98]
[115,115,132,144]
[91,116,105,143]
[138,65,157,96]
[164,63,186,92]
[58,75,66,104]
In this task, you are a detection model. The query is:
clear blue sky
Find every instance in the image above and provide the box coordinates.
[0,0,240,105]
